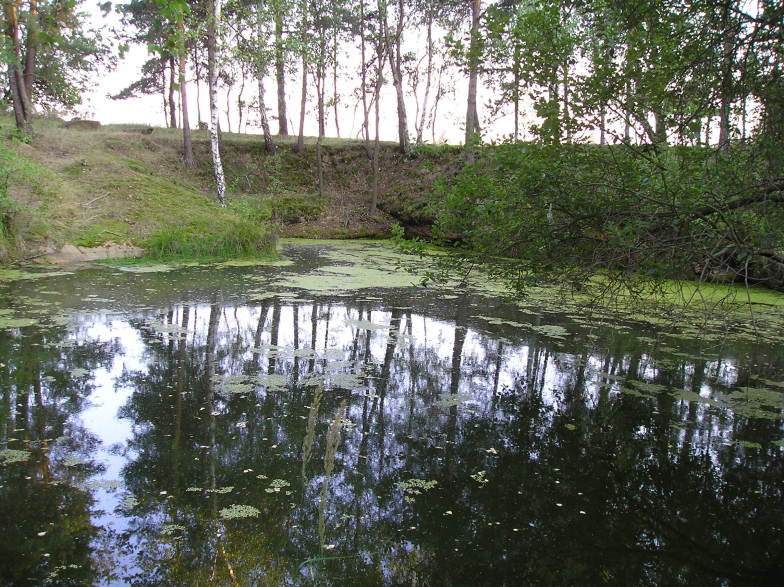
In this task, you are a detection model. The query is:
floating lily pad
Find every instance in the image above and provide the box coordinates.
[733,440,762,449]
[627,381,669,394]
[63,455,91,467]
[265,479,291,493]
[397,478,437,503]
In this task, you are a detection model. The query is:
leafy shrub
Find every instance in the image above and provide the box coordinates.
[433,141,784,291]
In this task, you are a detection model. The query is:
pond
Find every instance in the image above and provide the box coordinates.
[1,241,782,585]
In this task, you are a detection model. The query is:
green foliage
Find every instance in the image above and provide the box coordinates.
[433,141,784,294]
[267,193,327,223]
[0,161,18,242]
[229,197,272,224]
[143,217,275,260]
[390,222,425,255]
[404,143,463,162]
[0,141,53,260]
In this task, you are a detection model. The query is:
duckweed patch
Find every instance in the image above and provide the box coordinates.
[0,449,31,465]
[265,479,291,493]
[397,479,438,503]
[0,316,38,329]
[219,504,261,519]
[206,486,234,494]
[436,393,474,408]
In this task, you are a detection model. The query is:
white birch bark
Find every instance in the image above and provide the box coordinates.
[208,0,227,206]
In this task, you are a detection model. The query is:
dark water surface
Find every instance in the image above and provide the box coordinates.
[1,242,782,585]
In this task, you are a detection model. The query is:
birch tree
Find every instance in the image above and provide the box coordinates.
[207,0,227,205]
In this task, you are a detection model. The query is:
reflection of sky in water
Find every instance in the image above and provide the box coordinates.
[1,247,783,585]
[76,318,142,585]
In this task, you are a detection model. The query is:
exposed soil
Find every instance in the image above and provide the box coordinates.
[42,242,144,265]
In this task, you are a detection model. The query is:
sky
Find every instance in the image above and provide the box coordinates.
[81,2,477,144]
[75,0,560,146]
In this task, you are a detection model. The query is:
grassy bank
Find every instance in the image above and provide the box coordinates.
[0,116,448,263]
[0,117,278,261]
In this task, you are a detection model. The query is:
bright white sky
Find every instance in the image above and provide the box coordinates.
[82,3,479,144]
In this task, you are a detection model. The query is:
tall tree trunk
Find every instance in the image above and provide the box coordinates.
[465,0,481,150]
[169,55,178,128]
[416,14,434,145]
[195,61,203,125]
[274,2,289,135]
[512,43,521,140]
[225,85,232,133]
[177,16,194,167]
[207,0,227,206]
[599,103,607,145]
[332,27,340,137]
[317,130,325,199]
[548,81,561,144]
[371,40,382,214]
[257,3,276,154]
[431,64,444,144]
[316,33,326,198]
[386,0,409,153]
[704,115,711,145]
[717,2,733,151]
[359,0,370,145]
[296,0,308,152]
[258,75,275,154]
[297,61,307,152]
[4,0,33,134]
[8,65,27,130]
[653,109,667,145]
[22,0,37,100]
[237,70,246,133]
[623,72,632,142]
[562,63,571,142]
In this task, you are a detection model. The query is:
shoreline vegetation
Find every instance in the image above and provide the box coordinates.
[1,115,783,312]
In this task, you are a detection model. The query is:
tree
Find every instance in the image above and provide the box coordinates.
[118,0,196,163]
[226,0,276,152]
[272,0,291,135]
[379,0,410,153]
[4,0,35,134]
[464,0,481,147]
[2,0,111,136]
[207,0,227,204]
[254,1,276,153]
[172,1,195,166]
[295,0,309,152]
[118,0,180,127]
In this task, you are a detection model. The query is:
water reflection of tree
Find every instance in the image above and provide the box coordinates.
[113,295,783,585]
[0,323,114,585]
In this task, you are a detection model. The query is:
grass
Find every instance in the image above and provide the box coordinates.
[0,115,282,262]
[143,219,275,260]
[0,114,456,262]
